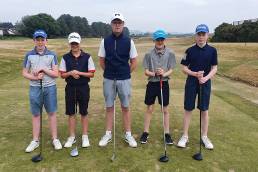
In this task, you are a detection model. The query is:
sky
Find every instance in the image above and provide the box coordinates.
[0,0,257,33]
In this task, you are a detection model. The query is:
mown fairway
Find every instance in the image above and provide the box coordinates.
[0,37,258,172]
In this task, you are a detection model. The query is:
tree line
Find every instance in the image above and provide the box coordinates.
[12,13,129,38]
[211,21,258,42]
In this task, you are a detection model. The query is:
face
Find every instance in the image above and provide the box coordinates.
[70,42,80,53]
[34,37,47,51]
[111,19,124,34]
[154,38,165,49]
[195,32,209,45]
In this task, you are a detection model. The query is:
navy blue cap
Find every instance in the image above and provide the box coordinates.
[195,24,209,33]
[33,29,47,39]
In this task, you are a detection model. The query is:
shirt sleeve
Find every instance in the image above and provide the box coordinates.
[98,39,105,58]
[211,48,218,66]
[88,56,96,72]
[180,49,190,66]
[130,40,138,59]
[142,53,150,69]
[168,51,176,69]
[59,58,66,72]
[51,53,58,67]
[23,53,30,69]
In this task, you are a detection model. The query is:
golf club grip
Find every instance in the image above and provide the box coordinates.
[160,77,163,88]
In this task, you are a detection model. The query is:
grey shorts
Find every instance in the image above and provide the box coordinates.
[103,78,131,108]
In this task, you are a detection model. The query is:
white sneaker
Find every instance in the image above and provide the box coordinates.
[125,134,137,148]
[64,136,76,148]
[53,139,62,150]
[25,140,39,153]
[177,135,189,148]
[99,133,112,147]
[201,136,214,150]
[82,135,90,148]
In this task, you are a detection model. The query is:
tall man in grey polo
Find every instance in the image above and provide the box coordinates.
[98,12,138,148]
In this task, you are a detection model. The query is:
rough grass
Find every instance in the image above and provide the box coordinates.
[0,38,258,171]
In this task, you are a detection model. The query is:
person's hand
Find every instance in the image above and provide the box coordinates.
[199,76,208,84]
[37,72,44,80]
[70,70,80,79]
[33,68,45,76]
[156,68,164,76]
[196,71,204,79]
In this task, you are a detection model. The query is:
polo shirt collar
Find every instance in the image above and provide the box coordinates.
[33,46,48,55]
[69,50,84,58]
[196,43,208,50]
[154,46,166,55]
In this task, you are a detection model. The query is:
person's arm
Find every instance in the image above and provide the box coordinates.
[22,68,43,80]
[144,69,155,77]
[182,65,200,77]
[99,57,105,70]
[40,65,59,78]
[130,58,137,72]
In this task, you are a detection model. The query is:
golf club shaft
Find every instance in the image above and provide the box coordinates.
[113,79,116,157]
[160,77,167,155]
[40,79,43,156]
[199,84,202,154]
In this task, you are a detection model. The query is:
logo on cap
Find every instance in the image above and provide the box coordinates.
[195,24,209,33]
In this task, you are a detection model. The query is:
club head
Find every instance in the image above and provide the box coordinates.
[70,147,79,157]
[31,154,43,162]
[159,155,169,162]
[192,152,203,161]
[110,153,116,162]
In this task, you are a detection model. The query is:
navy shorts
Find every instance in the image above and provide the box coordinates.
[144,81,169,106]
[65,84,90,116]
[184,77,211,111]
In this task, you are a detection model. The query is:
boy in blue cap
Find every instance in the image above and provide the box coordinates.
[177,24,218,149]
[140,29,176,144]
[22,29,62,152]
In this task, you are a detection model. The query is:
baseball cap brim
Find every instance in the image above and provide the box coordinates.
[69,38,80,44]
[196,29,209,33]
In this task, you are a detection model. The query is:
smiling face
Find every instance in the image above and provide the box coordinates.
[34,37,47,52]
[195,32,209,46]
[70,42,80,53]
[111,19,124,35]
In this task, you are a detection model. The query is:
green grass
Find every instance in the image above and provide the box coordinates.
[0,38,258,171]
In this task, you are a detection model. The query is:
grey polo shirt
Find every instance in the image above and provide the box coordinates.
[142,47,176,82]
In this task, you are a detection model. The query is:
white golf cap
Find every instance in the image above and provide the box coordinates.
[68,32,81,44]
[111,12,125,22]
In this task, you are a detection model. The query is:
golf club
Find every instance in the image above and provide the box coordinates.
[70,87,78,157]
[158,76,169,163]
[192,84,203,161]
[111,79,116,162]
[31,79,43,162]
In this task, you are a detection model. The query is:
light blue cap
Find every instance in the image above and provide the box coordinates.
[153,29,167,40]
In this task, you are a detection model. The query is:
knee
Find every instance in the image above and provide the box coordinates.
[146,106,154,114]
[106,107,114,113]
[121,106,129,113]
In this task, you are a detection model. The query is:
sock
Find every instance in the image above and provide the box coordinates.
[106,130,112,135]
[125,131,132,136]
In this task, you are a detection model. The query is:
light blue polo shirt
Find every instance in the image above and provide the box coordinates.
[23,47,58,87]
